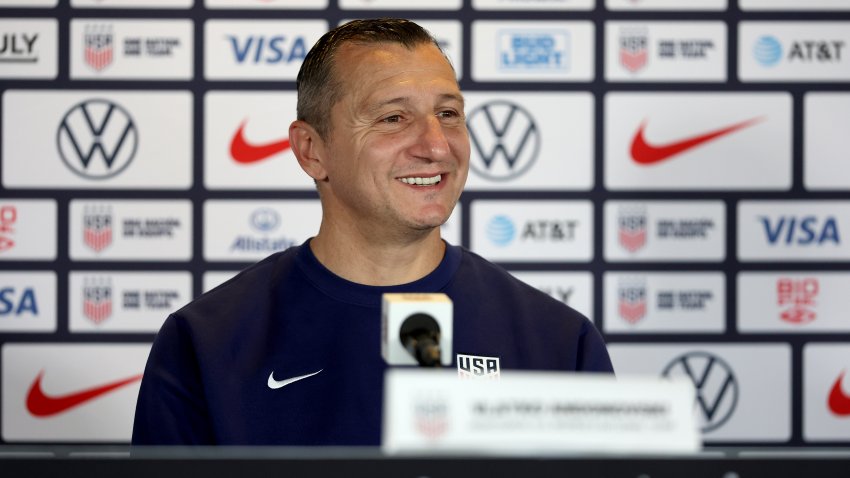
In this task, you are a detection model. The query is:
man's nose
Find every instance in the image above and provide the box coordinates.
[413,115,452,160]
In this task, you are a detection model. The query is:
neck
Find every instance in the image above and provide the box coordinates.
[309,223,446,286]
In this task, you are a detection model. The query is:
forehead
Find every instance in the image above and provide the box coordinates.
[332,41,460,103]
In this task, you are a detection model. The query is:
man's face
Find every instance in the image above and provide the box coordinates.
[318,41,469,239]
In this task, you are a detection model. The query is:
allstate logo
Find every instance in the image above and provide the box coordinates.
[754,36,783,67]
[486,215,515,246]
[250,208,280,233]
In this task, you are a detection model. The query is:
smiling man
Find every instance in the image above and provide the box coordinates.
[132,19,613,446]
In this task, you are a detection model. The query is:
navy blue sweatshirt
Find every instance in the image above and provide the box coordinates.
[132,241,613,445]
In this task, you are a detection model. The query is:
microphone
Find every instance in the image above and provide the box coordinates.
[400,313,442,367]
[381,293,453,367]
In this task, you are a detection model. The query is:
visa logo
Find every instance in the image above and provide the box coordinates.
[760,216,840,245]
[0,287,38,316]
[227,35,308,64]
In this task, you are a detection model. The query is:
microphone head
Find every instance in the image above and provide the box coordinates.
[381,293,453,367]
[399,313,442,367]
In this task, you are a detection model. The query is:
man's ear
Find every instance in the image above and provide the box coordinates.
[289,120,329,181]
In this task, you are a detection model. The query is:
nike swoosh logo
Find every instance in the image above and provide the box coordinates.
[630,116,763,165]
[229,120,291,164]
[26,371,143,417]
[267,369,323,390]
[828,371,850,416]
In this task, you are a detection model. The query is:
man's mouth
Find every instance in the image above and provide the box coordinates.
[397,174,442,186]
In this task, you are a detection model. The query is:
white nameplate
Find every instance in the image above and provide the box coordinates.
[383,369,700,455]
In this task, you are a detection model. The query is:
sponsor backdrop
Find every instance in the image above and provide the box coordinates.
[1,0,849,448]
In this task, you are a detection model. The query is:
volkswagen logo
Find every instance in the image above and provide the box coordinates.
[56,99,138,180]
[662,351,739,433]
[467,100,540,182]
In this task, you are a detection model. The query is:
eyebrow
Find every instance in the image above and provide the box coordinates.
[365,93,465,115]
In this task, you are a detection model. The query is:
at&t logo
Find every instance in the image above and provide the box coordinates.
[754,35,783,67]
[56,99,138,180]
[467,101,539,181]
[486,215,516,246]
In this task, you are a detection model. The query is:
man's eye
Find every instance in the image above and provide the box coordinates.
[437,110,459,119]
[382,115,402,123]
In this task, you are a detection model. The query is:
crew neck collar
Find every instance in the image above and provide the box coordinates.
[294,239,462,307]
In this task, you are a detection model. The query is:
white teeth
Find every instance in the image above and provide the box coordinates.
[398,174,441,186]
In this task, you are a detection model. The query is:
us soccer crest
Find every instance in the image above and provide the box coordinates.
[83,205,113,253]
[618,279,647,324]
[620,27,648,73]
[414,397,449,440]
[618,206,647,253]
[83,277,113,324]
[84,24,114,71]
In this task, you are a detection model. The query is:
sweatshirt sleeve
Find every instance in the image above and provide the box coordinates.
[131,314,215,445]
[576,319,615,374]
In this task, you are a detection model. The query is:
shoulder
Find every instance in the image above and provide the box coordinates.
[450,247,613,372]
[188,247,295,307]
[453,247,573,316]
[168,247,298,333]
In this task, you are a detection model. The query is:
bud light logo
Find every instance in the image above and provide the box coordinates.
[498,30,570,71]
[486,215,515,246]
[754,36,783,67]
